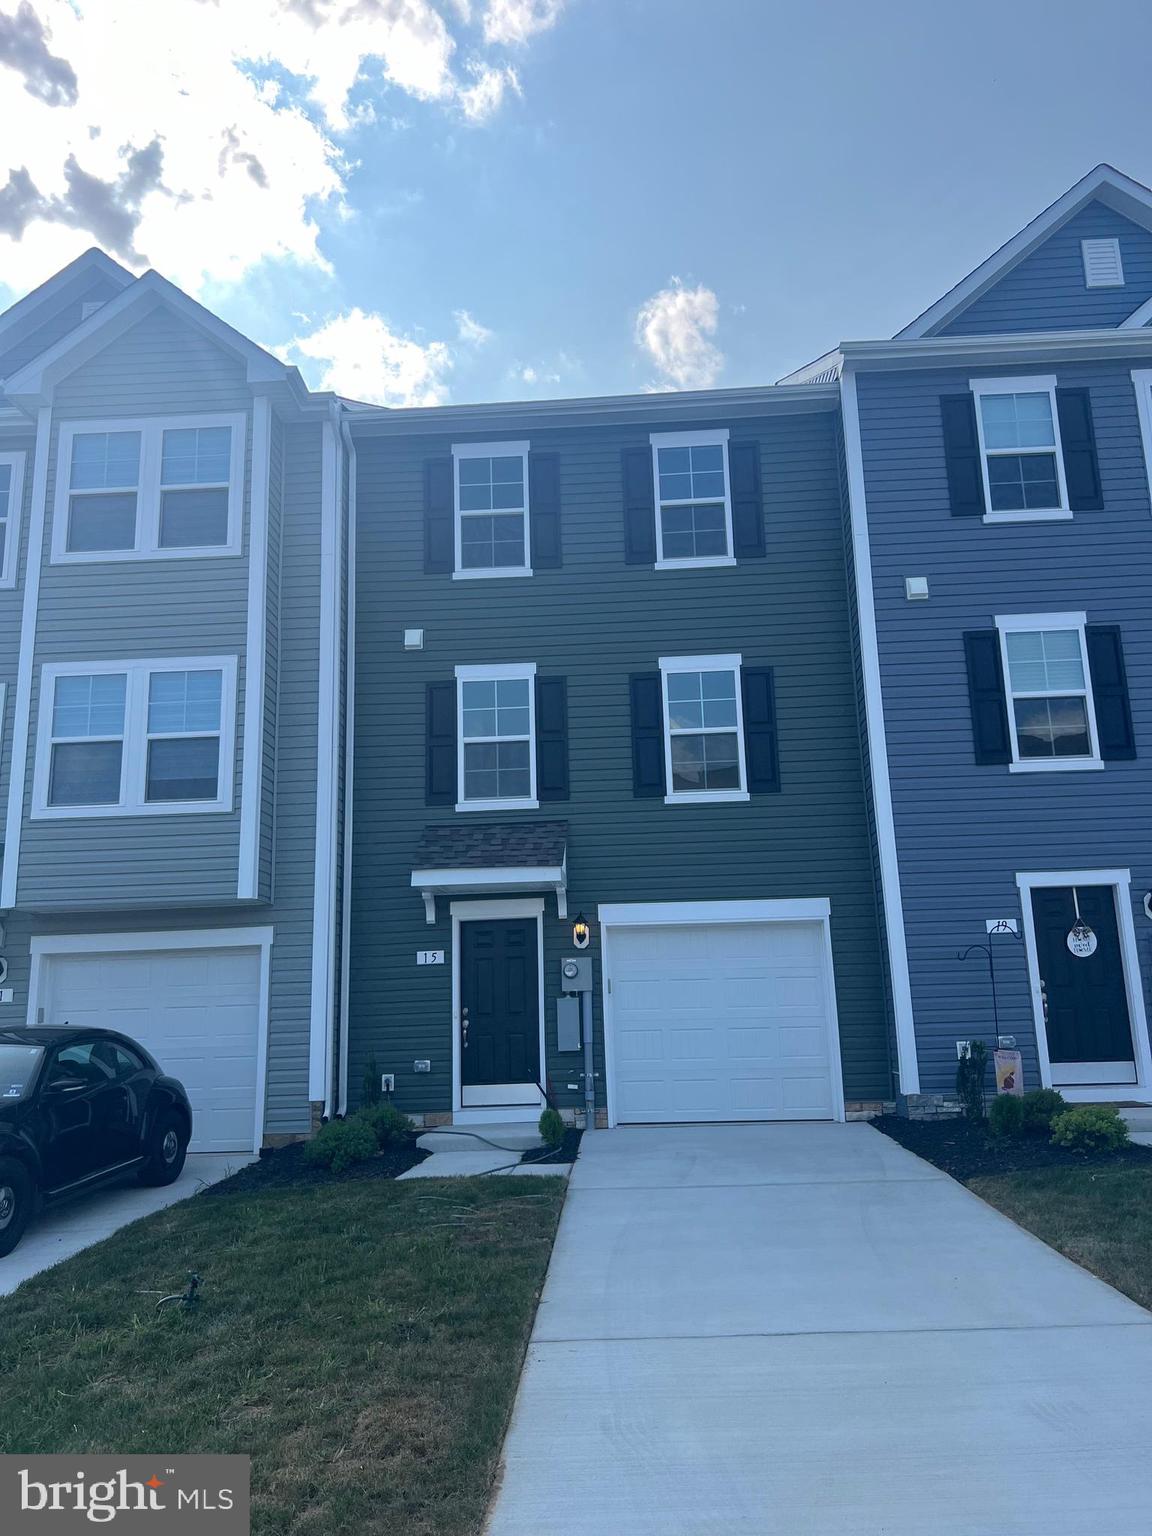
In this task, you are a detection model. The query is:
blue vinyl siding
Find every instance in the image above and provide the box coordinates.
[940,202,1152,335]
[855,358,1152,1093]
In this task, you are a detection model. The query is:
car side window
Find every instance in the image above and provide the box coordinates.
[48,1041,112,1088]
[100,1041,147,1079]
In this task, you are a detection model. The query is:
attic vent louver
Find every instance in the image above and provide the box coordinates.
[1081,238,1124,289]
[80,301,105,320]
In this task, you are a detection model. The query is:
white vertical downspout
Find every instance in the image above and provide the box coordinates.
[337,419,356,1115]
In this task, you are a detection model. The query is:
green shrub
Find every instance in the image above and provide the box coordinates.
[1050,1104,1130,1154]
[360,1102,414,1148]
[955,1040,989,1121]
[988,1093,1025,1138]
[538,1107,565,1149]
[305,1116,379,1173]
[361,1054,382,1108]
[1020,1087,1066,1135]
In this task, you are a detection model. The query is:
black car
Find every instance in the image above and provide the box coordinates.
[0,1026,193,1257]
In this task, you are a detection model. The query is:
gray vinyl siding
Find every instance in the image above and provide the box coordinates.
[0,271,127,377]
[855,357,1152,1094]
[349,407,891,1116]
[939,202,1152,335]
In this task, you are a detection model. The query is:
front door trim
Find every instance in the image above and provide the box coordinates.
[450,897,545,1119]
[1016,869,1152,1099]
[597,898,846,1129]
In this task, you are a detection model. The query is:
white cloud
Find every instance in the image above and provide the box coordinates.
[454,307,493,344]
[286,307,453,405]
[0,0,562,296]
[634,278,723,390]
[482,0,565,47]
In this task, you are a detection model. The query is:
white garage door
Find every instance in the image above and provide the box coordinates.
[608,922,839,1123]
[42,945,263,1153]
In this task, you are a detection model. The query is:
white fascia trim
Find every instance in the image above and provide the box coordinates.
[308,412,342,1109]
[414,864,564,889]
[237,396,271,898]
[839,371,919,1095]
[1120,294,1152,329]
[597,898,831,925]
[2,405,51,909]
[28,925,274,1155]
[31,655,239,819]
[51,413,246,564]
[0,450,26,588]
[1131,371,1152,511]
[337,420,357,1115]
[896,164,1152,339]
[841,330,1152,370]
[1015,869,1152,1095]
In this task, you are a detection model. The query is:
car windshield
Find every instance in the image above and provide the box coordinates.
[0,1043,45,1101]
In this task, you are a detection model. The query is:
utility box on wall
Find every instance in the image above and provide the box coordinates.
[560,956,593,992]
[556,994,582,1052]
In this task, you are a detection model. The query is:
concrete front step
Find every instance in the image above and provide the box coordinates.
[1120,1107,1152,1132]
[418,1123,544,1155]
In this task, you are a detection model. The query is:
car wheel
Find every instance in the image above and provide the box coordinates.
[0,1156,34,1257]
[139,1112,189,1187]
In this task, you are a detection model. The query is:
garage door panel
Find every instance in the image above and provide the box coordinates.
[610,921,838,1124]
[43,945,262,1153]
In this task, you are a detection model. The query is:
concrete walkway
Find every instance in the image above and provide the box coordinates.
[486,1123,1152,1536]
[0,1152,255,1297]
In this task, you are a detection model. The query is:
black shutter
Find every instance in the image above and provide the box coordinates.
[424,457,455,573]
[729,441,766,559]
[529,452,562,569]
[963,630,1012,765]
[629,672,666,796]
[741,667,780,792]
[425,680,457,804]
[1086,625,1135,760]
[1056,388,1104,511]
[535,676,569,799]
[941,395,986,517]
[622,446,657,565]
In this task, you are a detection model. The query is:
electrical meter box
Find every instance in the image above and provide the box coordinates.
[560,956,593,993]
[556,995,582,1052]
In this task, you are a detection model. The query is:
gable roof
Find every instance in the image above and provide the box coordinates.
[2,268,298,407]
[0,247,134,355]
[896,164,1152,339]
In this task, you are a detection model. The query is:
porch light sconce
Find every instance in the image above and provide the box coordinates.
[572,913,590,950]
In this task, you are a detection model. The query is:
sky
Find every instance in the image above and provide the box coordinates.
[0,0,1151,405]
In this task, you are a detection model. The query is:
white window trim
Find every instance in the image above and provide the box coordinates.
[1131,371,1152,517]
[32,655,238,818]
[1081,237,1124,288]
[994,612,1102,774]
[650,428,735,569]
[51,414,246,564]
[0,451,26,589]
[451,439,532,580]
[658,651,749,805]
[454,660,538,813]
[969,375,1070,525]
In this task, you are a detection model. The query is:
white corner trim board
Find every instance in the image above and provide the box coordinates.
[238,395,272,899]
[839,370,920,1095]
[337,423,357,1115]
[1,405,52,909]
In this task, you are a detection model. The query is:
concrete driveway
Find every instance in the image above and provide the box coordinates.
[0,1153,255,1297]
[486,1123,1152,1536]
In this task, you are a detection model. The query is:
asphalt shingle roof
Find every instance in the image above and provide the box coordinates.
[412,821,568,870]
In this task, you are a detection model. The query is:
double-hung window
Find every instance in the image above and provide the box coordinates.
[659,654,748,803]
[453,441,530,577]
[0,450,25,587]
[650,430,734,566]
[53,415,245,561]
[34,657,237,816]
[995,614,1101,771]
[970,376,1069,522]
[455,662,537,810]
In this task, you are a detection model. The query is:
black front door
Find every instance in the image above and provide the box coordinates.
[460,919,540,1090]
[1031,885,1136,1081]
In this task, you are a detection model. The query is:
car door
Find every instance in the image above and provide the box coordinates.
[95,1039,151,1159]
[39,1040,135,1189]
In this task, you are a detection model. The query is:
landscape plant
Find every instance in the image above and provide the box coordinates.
[1050,1104,1130,1154]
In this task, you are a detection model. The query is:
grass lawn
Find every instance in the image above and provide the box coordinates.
[0,1176,564,1535]
[969,1164,1152,1312]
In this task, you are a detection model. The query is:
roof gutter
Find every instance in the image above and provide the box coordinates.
[841,328,1152,372]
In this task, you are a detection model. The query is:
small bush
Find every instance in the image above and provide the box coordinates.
[1050,1104,1130,1154]
[360,1102,414,1148]
[988,1093,1025,1138]
[538,1107,565,1149]
[305,1116,379,1173]
[1020,1087,1066,1135]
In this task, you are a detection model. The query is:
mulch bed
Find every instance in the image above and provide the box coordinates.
[203,1136,428,1196]
[522,1128,583,1165]
[874,1113,1152,1184]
